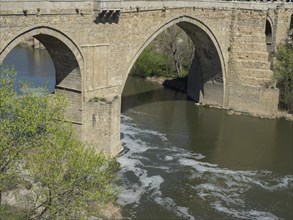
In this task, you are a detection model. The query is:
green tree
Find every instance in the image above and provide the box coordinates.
[131,25,194,78]
[155,25,194,77]
[0,65,65,199]
[0,65,118,219]
[273,43,293,112]
[25,130,118,219]
[131,46,167,78]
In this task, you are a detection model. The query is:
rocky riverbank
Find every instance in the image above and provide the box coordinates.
[145,76,187,93]
[2,185,122,219]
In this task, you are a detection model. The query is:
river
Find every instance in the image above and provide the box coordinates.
[3,46,293,219]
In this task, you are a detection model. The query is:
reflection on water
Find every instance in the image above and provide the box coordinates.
[2,45,55,92]
[119,76,293,219]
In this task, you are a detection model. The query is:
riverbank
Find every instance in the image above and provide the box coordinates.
[2,188,122,219]
[143,76,293,121]
[146,75,187,93]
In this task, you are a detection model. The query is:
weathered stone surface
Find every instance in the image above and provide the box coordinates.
[0,1,292,155]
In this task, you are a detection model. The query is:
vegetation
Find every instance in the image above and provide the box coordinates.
[131,25,194,79]
[273,43,293,112]
[0,65,118,219]
[131,46,167,78]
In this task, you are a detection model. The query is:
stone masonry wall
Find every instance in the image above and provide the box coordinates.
[227,9,280,116]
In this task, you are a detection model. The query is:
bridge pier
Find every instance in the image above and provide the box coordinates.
[82,94,122,156]
[225,9,281,116]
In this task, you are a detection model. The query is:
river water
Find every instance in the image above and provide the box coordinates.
[3,46,293,219]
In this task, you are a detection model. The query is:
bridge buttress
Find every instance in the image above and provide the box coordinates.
[226,9,279,116]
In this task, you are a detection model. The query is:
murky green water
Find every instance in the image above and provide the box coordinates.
[119,77,292,219]
[3,46,293,219]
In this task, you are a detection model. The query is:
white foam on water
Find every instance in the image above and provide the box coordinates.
[267,175,293,190]
[117,156,142,172]
[180,156,293,219]
[248,210,279,220]
[116,162,165,206]
[118,114,197,219]
[121,114,133,122]
[117,186,145,206]
[212,202,279,220]
[140,175,164,191]
[154,197,195,220]
[164,156,173,161]
[118,114,293,219]
[193,183,244,206]
[117,115,166,207]
[177,206,196,220]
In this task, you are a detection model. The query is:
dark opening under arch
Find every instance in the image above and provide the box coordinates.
[265,19,273,53]
[178,21,223,105]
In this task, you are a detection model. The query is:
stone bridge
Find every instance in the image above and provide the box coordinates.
[0,1,292,155]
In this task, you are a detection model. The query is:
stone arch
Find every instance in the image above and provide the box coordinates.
[0,25,84,124]
[122,16,226,107]
[0,25,83,65]
[265,17,273,53]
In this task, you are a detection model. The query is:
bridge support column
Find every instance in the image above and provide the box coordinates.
[82,94,122,156]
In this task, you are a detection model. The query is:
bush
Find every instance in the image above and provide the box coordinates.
[273,43,293,112]
[131,46,169,78]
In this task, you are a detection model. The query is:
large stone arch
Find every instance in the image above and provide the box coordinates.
[0,25,84,126]
[122,16,226,107]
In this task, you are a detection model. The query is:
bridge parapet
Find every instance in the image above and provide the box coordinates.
[94,0,122,11]
[0,1,292,15]
[0,0,94,15]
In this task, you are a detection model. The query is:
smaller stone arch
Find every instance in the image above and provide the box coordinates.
[0,25,84,125]
[0,25,83,70]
